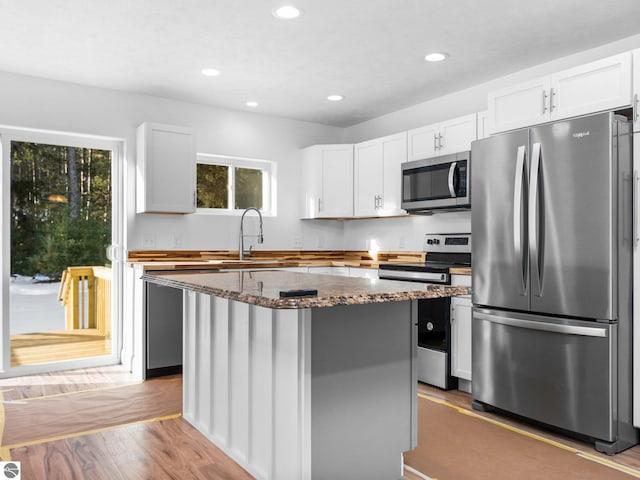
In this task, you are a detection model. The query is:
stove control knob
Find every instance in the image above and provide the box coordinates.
[427,239,433,245]
[434,239,440,245]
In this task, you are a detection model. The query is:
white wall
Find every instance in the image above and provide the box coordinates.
[0,71,347,252]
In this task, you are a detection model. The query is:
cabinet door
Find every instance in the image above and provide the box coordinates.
[300,146,323,218]
[488,76,551,134]
[451,296,472,381]
[137,123,196,213]
[354,140,382,217]
[551,52,632,121]
[320,145,354,218]
[380,132,407,216]
[407,123,439,161]
[439,114,477,155]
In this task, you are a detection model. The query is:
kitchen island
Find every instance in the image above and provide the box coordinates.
[142,269,468,480]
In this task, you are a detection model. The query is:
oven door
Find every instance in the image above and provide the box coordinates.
[402,151,470,211]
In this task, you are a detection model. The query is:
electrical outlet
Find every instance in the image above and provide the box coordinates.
[317,237,325,249]
[143,233,156,249]
[173,235,183,248]
[293,236,303,249]
[399,236,406,249]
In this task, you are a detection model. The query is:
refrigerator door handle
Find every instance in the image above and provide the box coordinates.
[513,145,527,295]
[529,142,542,296]
[634,169,639,249]
[474,311,608,338]
[448,162,457,197]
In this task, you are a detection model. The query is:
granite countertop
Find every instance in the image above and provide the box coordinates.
[142,269,470,309]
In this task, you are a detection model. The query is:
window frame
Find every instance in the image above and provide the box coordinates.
[195,153,276,216]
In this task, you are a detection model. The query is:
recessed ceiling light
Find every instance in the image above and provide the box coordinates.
[246,101,259,107]
[201,68,221,77]
[272,5,302,19]
[327,94,344,102]
[424,52,449,62]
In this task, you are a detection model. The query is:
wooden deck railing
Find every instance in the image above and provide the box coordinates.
[59,266,111,337]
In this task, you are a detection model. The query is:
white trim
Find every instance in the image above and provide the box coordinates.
[0,126,125,377]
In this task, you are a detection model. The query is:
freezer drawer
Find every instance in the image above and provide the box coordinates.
[472,308,616,442]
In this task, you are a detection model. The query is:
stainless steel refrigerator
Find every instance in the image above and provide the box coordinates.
[471,111,638,454]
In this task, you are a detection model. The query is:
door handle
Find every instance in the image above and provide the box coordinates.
[474,311,608,338]
[634,170,639,249]
[634,93,639,123]
[513,145,527,296]
[448,162,457,197]
[438,133,444,150]
[549,87,556,112]
[433,134,438,152]
[529,142,542,297]
[542,90,548,114]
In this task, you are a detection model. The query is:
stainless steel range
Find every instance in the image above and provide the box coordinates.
[379,233,471,389]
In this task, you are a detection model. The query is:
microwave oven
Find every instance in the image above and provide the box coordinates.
[401,151,470,213]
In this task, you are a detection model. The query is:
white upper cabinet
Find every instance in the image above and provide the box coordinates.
[136,122,196,214]
[407,114,477,161]
[300,144,353,219]
[489,52,632,134]
[354,132,407,217]
[489,76,551,134]
[633,49,640,132]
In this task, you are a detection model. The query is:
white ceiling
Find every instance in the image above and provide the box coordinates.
[2,0,640,127]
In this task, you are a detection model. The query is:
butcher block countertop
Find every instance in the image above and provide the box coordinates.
[128,250,472,275]
[142,269,470,309]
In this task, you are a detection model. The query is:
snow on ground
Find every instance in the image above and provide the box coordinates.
[10,275,66,334]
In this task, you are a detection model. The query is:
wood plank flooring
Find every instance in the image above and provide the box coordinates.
[4,366,639,479]
[10,329,111,367]
[0,366,254,480]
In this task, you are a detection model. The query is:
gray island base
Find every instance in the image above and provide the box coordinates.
[142,270,468,480]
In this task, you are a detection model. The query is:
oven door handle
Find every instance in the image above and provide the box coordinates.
[448,162,457,197]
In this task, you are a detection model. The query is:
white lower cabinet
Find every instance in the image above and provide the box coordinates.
[451,275,472,382]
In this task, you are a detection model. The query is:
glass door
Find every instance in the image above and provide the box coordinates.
[1,128,123,376]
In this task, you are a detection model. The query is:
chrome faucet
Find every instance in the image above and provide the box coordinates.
[239,207,263,260]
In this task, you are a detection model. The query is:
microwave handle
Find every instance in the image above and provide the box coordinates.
[447,162,457,197]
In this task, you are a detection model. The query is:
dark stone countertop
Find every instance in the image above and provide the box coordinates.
[142,269,470,309]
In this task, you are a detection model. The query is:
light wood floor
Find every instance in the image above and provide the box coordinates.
[10,329,111,367]
[3,367,639,479]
